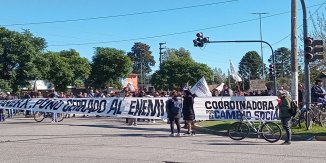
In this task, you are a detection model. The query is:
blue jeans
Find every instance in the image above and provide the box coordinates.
[7,109,13,118]
[52,113,57,122]
[281,117,292,142]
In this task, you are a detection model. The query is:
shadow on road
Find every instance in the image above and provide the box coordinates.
[68,123,171,133]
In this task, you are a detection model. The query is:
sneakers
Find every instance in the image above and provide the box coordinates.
[184,131,195,136]
[169,133,175,137]
[281,141,291,145]
[176,133,181,137]
[184,132,191,135]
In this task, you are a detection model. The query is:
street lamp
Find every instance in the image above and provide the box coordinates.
[252,12,268,80]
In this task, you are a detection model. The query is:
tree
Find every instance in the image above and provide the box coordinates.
[268,47,292,78]
[212,68,226,84]
[151,57,213,90]
[0,79,12,92]
[44,52,73,92]
[127,42,155,74]
[164,47,192,62]
[58,49,91,87]
[309,11,326,81]
[88,47,132,89]
[238,51,263,90]
[0,28,47,92]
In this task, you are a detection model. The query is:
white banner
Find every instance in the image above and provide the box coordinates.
[0,96,280,121]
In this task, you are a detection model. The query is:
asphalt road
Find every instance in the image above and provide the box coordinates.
[0,116,326,163]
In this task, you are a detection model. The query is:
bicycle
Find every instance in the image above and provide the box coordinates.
[34,111,65,122]
[292,103,326,128]
[228,111,282,143]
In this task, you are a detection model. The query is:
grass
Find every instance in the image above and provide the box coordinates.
[198,120,326,136]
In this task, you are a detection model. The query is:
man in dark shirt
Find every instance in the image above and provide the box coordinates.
[311,79,326,105]
[219,84,233,96]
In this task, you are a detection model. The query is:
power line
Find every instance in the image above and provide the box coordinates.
[47,10,294,47]
[47,2,325,47]
[271,0,326,46]
[1,0,238,27]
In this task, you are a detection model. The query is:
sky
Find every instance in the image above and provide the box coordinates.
[0,0,325,75]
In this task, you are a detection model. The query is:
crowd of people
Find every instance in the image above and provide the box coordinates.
[1,79,326,142]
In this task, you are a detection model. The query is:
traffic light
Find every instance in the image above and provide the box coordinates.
[304,37,314,60]
[193,32,209,47]
[304,37,324,61]
[269,64,275,80]
[312,39,324,61]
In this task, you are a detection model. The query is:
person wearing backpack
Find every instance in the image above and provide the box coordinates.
[277,90,292,145]
[166,91,182,137]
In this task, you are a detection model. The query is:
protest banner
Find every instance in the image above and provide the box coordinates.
[0,96,279,121]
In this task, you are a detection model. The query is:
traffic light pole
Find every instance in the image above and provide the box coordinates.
[301,0,312,130]
[207,40,277,95]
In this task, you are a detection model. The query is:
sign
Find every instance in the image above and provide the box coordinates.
[250,80,267,90]
[0,96,280,121]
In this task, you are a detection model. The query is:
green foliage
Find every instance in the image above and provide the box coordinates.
[277,77,291,90]
[127,42,155,75]
[238,51,263,90]
[0,28,47,92]
[268,47,292,78]
[58,49,91,86]
[212,68,226,84]
[0,79,12,92]
[44,52,73,92]
[151,57,213,90]
[309,11,326,82]
[89,47,132,89]
[165,47,192,61]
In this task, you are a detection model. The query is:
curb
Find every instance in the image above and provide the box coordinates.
[193,126,326,141]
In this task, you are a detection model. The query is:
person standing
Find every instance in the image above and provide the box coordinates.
[298,83,304,109]
[277,90,292,145]
[5,92,14,118]
[166,91,182,136]
[311,79,326,105]
[48,92,58,123]
[182,90,195,135]
[0,93,5,122]
[219,84,233,96]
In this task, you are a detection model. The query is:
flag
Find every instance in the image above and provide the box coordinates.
[230,60,242,82]
[183,81,190,90]
[190,77,212,97]
[216,83,225,92]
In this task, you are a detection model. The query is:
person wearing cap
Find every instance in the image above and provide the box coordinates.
[277,90,292,145]
[311,79,326,104]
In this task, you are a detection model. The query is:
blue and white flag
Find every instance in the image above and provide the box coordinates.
[190,77,212,97]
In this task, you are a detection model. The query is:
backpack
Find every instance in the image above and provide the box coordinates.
[170,99,181,114]
[289,100,298,117]
[171,105,181,114]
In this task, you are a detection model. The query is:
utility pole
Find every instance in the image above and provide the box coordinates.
[159,42,166,67]
[300,0,312,130]
[252,12,268,80]
[291,0,299,103]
